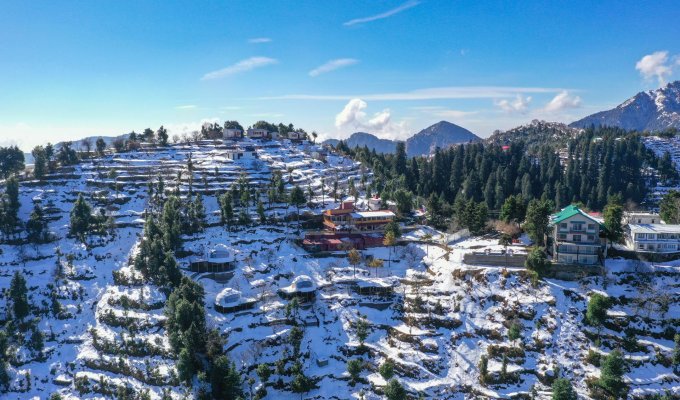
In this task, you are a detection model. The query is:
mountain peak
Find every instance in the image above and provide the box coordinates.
[405,121,480,157]
[571,81,680,131]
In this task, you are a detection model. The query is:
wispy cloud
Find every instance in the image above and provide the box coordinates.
[343,0,421,26]
[542,91,582,112]
[175,105,197,110]
[248,37,272,44]
[309,58,359,77]
[635,51,676,85]
[495,95,532,114]
[261,86,570,101]
[201,57,278,80]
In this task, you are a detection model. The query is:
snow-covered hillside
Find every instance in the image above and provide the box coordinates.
[0,138,678,399]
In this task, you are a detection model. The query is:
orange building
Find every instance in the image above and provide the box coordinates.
[322,200,395,232]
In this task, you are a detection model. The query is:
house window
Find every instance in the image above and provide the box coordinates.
[587,235,594,241]
[573,235,581,242]
[588,224,596,230]
[560,223,567,229]
[558,233,566,240]
[572,222,584,231]
[638,244,644,250]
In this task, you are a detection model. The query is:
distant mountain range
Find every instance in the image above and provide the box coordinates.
[323,132,400,154]
[570,80,680,131]
[324,121,481,156]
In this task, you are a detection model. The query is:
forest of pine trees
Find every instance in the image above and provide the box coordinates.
[336,126,671,228]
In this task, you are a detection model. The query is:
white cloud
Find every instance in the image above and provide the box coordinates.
[175,105,197,110]
[343,0,420,26]
[543,91,582,112]
[334,98,410,139]
[495,95,532,113]
[248,37,272,44]
[262,86,569,101]
[635,51,674,85]
[309,58,359,77]
[201,57,278,80]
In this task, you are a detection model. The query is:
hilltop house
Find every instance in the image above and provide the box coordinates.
[288,131,307,141]
[224,128,243,139]
[246,128,268,139]
[547,205,604,265]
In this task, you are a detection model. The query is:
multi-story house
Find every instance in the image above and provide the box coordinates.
[322,200,395,233]
[548,205,604,265]
[304,200,396,252]
[625,224,680,253]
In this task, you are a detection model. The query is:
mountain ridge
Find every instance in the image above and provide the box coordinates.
[570,80,680,131]
[323,120,480,156]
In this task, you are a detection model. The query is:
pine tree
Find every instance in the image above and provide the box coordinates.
[552,377,577,400]
[587,293,611,334]
[161,196,182,250]
[257,200,266,224]
[26,204,47,243]
[69,194,93,241]
[524,199,552,245]
[210,356,242,399]
[597,350,627,399]
[384,379,406,400]
[603,196,624,245]
[289,186,306,230]
[10,271,30,320]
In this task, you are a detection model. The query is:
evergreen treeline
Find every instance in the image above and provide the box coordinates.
[336,126,667,228]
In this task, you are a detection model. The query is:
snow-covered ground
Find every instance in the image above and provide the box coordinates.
[1,138,678,399]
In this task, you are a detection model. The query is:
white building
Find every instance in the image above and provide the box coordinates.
[224,128,242,139]
[246,128,268,139]
[625,224,680,253]
[225,148,256,161]
[623,211,662,225]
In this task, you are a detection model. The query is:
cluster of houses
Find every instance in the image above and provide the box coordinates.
[547,204,680,266]
[303,199,397,252]
[224,128,308,141]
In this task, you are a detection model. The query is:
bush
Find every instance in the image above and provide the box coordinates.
[585,349,601,367]
[379,359,395,380]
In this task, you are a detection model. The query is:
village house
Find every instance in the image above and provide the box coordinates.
[625,223,680,253]
[223,128,243,139]
[623,211,662,225]
[246,128,268,139]
[224,146,256,161]
[303,200,396,252]
[322,200,395,232]
[288,131,307,141]
[547,204,604,265]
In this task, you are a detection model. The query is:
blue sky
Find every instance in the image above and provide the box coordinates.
[1,0,680,150]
